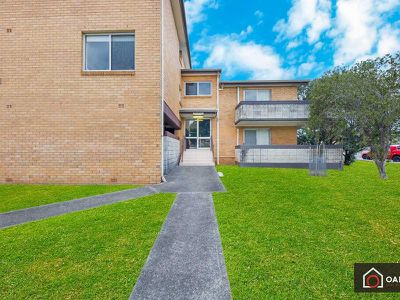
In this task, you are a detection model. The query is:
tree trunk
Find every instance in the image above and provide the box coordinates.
[375,159,388,180]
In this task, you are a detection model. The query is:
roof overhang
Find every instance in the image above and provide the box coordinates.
[221,80,310,87]
[235,119,308,127]
[179,108,218,119]
[171,0,191,68]
[181,69,222,76]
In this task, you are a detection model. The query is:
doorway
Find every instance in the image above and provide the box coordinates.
[185,119,211,149]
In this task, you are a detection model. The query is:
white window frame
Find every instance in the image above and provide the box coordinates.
[184,82,212,96]
[83,33,135,71]
[243,89,272,101]
[244,128,271,145]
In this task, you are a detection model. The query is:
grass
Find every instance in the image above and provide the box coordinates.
[214,162,400,299]
[0,193,175,300]
[0,184,137,213]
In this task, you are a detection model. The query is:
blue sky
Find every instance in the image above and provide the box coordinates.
[184,0,400,80]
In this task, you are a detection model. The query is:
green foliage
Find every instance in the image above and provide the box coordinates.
[297,127,317,145]
[0,184,137,213]
[215,163,400,299]
[0,194,175,299]
[305,52,400,177]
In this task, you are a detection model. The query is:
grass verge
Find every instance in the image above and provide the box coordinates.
[214,162,400,299]
[0,193,174,299]
[0,184,137,213]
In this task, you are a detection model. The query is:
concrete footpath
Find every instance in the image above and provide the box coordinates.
[130,192,231,300]
[0,186,157,229]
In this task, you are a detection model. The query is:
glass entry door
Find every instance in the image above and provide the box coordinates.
[185,119,211,149]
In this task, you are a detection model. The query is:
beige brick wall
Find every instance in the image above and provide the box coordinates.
[218,85,300,164]
[236,86,298,101]
[0,0,162,184]
[163,0,184,118]
[219,87,238,164]
[181,75,218,109]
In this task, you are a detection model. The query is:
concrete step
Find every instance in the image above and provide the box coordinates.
[181,149,214,166]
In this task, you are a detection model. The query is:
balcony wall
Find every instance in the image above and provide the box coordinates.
[235,145,343,170]
[235,101,309,126]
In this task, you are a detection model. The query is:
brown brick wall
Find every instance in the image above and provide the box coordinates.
[0,0,162,184]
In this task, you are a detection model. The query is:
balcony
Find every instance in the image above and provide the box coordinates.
[235,101,309,126]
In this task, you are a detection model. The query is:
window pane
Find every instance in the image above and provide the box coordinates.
[198,119,210,137]
[244,90,257,101]
[199,139,211,148]
[257,90,271,101]
[187,138,197,149]
[185,120,197,137]
[256,129,270,145]
[86,35,109,70]
[186,83,197,95]
[245,130,257,145]
[111,35,135,70]
[199,82,211,95]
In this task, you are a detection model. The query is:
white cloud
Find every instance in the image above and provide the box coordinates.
[254,10,264,18]
[274,0,332,44]
[377,24,400,56]
[254,10,264,25]
[194,30,295,79]
[184,0,218,33]
[331,0,400,65]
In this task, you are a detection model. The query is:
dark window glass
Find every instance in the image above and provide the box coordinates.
[186,83,198,95]
[86,35,109,70]
[199,119,210,137]
[111,35,135,70]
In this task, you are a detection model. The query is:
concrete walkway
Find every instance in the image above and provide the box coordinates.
[130,193,231,300]
[0,167,225,229]
[156,166,225,193]
[0,186,157,229]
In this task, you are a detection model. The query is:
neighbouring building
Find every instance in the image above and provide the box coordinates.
[0,0,343,184]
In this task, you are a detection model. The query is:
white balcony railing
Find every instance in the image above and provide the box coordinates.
[235,101,309,124]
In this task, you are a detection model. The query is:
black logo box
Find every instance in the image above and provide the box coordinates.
[355,263,400,292]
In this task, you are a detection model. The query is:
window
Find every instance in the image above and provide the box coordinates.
[244,89,271,101]
[185,82,212,96]
[84,34,135,71]
[244,129,270,145]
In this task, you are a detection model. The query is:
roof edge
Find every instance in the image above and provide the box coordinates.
[179,0,191,68]
[181,69,222,74]
[221,80,310,86]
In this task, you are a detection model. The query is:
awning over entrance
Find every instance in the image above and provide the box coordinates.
[179,108,217,119]
[164,101,181,129]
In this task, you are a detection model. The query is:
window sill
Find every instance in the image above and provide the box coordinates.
[184,95,213,98]
[81,70,136,76]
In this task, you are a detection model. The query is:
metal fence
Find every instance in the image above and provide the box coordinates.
[235,101,309,123]
[235,144,343,170]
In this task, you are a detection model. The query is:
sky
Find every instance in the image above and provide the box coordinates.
[184,0,400,80]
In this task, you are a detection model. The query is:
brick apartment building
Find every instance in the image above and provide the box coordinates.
[0,0,339,185]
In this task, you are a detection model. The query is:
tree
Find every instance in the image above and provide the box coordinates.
[305,52,400,179]
[347,53,400,179]
[304,68,364,165]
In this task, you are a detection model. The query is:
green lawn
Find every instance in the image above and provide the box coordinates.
[214,162,400,299]
[0,193,175,300]
[0,184,137,213]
